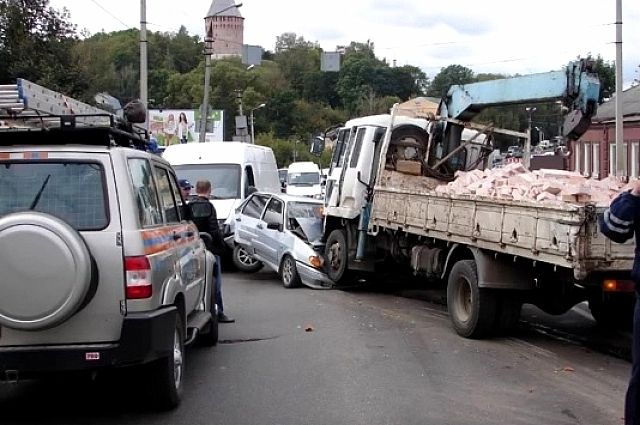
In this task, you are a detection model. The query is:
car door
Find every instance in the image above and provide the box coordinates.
[153,164,202,313]
[235,193,269,257]
[253,196,285,268]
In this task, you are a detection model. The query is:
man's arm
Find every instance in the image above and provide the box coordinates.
[599,186,640,244]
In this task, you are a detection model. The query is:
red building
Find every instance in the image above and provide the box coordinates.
[571,85,640,178]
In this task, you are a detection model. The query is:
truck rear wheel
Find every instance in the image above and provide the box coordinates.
[447,260,496,339]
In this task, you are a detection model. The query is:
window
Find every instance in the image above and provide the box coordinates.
[609,144,615,175]
[337,128,357,168]
[0,161,108,230]
[262,198,284,225]
[128,158,162,227]
[349,127,368,168]
[242,194,269,219]
[331,129,349,169]
[592,143,600,178]
[632,143,640,179]
[574,143,581,173]
[583,143,591,177]
[172,164,241,200]
[244,166,255,197]
[154,166,180,224]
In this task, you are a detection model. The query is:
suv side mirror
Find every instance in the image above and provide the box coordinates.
[266,222,283,232]
[189,202,213,219]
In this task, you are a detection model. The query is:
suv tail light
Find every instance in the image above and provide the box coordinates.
[125,256,152,299]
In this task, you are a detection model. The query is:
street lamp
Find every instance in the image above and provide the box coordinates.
[250,103,266,144]
[524,107,536,168]
[199,2,243,143]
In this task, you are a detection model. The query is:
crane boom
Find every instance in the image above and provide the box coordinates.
[439,58,600,141]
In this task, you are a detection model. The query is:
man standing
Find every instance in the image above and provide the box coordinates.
[189,180,234,323]
[178,179,192,200]
[599,182,640,425]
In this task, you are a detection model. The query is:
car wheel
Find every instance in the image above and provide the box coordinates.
[447,260,496,339]
[325,229,350,283]
[148,314,184,410]
[232,244,263,273]
[281,255,301,289]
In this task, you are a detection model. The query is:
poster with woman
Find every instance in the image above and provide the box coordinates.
[149,110,196,146]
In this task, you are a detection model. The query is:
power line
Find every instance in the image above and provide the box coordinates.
[89,0,133,30]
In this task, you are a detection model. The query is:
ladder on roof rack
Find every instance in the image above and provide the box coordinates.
[0,79,151,150]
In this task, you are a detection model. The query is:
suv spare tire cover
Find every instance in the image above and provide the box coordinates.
[0,212,93,331]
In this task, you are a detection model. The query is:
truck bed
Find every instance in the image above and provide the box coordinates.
[369,171,634,280]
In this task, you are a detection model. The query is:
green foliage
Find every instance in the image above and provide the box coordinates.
[427,64,475,97]
[0,0,87,96]
[593,55,615,102]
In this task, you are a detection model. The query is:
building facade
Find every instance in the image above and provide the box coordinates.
[570,85,640,179]
[205,0,244,59]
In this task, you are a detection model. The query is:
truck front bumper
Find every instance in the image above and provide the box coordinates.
[0,306,176,380]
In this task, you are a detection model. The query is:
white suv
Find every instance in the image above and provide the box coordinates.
[0,124,218,409]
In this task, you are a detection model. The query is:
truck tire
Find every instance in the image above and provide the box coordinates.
[589,296,634,331]
[447,260,497,339]
[232,244,263,273]
[325,229,350,284]
[148,314,185,410]
[0,212,96,331]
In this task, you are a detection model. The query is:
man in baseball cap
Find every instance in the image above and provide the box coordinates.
[178,179,192,199]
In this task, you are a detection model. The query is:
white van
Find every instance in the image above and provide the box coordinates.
[286,161,322,198]
[163,142,280,225]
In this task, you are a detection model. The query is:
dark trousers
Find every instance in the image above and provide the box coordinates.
[214,254,223,314]
[627,293,640,424]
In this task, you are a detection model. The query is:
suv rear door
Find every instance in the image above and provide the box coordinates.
[0,150,125,346]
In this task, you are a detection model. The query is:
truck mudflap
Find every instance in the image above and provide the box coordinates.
[0,306,177,379]
[443,245,535,290]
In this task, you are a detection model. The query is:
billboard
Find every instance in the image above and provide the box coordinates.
[149,109,224,146]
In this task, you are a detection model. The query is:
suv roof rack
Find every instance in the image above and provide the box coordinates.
[0,79,151,151]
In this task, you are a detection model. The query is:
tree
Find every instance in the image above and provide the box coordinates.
[593,55,615,102]
[0,0,87,96]
[427,64,475,98]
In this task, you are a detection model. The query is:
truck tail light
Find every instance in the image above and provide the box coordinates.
[125,256,152,299]
[602,279,635,293]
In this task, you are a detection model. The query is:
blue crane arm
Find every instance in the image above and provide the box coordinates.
[439,59,600,140]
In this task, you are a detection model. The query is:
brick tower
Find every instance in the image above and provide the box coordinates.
[205,0,244,59]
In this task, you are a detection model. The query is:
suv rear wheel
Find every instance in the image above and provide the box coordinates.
[148,314,185,409]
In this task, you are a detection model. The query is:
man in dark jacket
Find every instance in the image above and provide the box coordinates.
[600,183,640,425]
[189,180,234,323]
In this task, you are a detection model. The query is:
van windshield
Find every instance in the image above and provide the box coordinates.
[172,164,241,200]
[288,172,320,186]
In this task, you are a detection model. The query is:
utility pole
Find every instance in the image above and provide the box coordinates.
[524,107,536,169]
[199,39,213,143]
[615,0,625,178]
[199,3,244,143]
[236,90,244,116]
[140,0,148,128]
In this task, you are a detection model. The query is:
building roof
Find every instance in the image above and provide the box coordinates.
[595,84,640,121]
[207,0,243,18]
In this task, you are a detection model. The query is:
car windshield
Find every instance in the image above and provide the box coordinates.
[288,172,320,186]
[287,201,323,242]
[0,161,108,230]
[173,164,241,200]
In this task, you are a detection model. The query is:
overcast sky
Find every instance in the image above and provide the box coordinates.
[50,0,640,86]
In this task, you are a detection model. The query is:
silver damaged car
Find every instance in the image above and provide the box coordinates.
[233,193,331,289]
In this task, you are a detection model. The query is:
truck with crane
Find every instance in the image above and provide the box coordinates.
[313,59,636,338]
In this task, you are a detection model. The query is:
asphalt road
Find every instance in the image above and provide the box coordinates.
[0,271,632,425]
